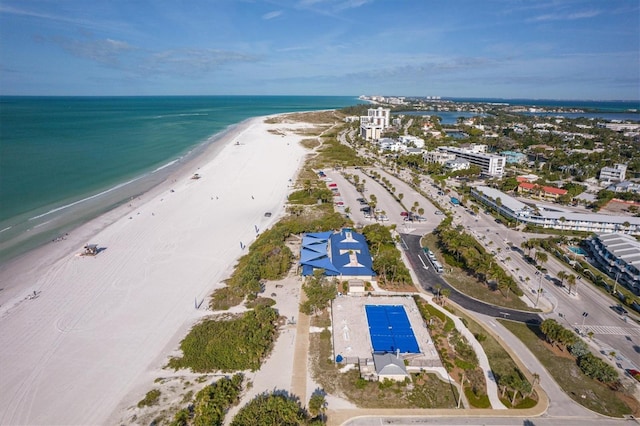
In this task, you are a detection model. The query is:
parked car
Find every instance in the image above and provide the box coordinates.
[400,211,409,217]
[611,304,628,315]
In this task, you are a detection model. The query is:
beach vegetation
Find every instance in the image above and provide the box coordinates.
[168,306,278,373]
[300,270,336,315]
[230,392,316,426]
[137,389,162,408]
[210,209,348,311]
[166,374,244,426]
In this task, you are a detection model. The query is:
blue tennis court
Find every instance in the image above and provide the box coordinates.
[365,305,420,353]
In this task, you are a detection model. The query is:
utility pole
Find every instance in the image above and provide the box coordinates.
[613,272,620,294]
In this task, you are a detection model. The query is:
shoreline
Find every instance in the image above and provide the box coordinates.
[0,120,247,265]
[0,119,247,310]
[0,112,316,425]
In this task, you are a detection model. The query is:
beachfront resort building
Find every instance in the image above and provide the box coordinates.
[471,186,640,235]
[585,233,640,294]
[433,146,505,177]
[360,107,391,141]
[599,163,627,184]
[299,228,375,282]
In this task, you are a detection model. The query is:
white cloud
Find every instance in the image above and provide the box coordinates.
[531,9,601,22]
[51,35,259,77]
[262,10,283,20]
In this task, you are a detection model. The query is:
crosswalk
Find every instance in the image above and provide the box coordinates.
[582,324,640,337]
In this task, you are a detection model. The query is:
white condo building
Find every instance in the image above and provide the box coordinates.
[599,163,627,183]
[437,146,505,177]
[360,107,391,140]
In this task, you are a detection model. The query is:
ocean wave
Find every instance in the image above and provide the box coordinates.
[28,177,143,221]
[153,113,209,119]
[28,156,183,222]
[152,159,180,173]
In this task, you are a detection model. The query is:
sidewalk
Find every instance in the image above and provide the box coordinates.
[424,294,508,410]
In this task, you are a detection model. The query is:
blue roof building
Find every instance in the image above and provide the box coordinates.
[300,228,375,280]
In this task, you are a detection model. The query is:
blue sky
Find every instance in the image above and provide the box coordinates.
[1,0,638,99]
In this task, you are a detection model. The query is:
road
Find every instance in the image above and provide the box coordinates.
[441,187,640,369]
[401,233,541,324]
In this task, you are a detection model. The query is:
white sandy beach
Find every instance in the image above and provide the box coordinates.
[0,115,314,425]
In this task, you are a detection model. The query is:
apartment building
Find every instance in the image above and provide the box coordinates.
[599,163,627,183]
[586,233,640,294]
[471,186,640,235]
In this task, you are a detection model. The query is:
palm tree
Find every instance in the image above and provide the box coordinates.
[441,288,451,306]
[495,197,503,217]
[557,271,567,287]
[534,251,548,267]
[303,179,313,195]
[566,274,577,295]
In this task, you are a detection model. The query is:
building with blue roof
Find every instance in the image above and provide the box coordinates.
[300,228,375,281]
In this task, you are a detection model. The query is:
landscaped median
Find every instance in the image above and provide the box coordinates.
[499,319,638,417]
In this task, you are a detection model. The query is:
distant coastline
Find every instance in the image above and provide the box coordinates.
[443,97,640,113]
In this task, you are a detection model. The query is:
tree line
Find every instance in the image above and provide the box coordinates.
[539,319,618,384]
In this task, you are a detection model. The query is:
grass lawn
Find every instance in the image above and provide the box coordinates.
[499,319,636,417]
[421,234,538,312]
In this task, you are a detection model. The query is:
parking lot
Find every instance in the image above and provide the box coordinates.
[323,167,442,235]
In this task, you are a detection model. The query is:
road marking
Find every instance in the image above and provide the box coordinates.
[418,255,429,270]
[583,325,640,336]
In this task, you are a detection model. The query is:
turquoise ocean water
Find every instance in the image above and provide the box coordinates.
[0,96,357,263]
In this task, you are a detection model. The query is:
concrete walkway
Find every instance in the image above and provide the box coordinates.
[474,312,594,418]
[424,294,508,410]
[290,292,310,406]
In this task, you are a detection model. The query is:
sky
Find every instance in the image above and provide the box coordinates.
[0,0,638,99]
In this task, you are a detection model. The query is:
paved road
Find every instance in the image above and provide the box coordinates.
[342,416,632,426]
[440,186,640,369]
[400,233,541,325]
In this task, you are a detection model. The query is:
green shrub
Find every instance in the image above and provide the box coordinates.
[137,389,161,408]
[168,306,278,372]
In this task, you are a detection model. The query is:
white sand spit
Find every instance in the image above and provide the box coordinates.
[0,115,313,425]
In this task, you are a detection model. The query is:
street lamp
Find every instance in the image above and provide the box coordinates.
[535,271,543,307]
[613,271,620,294]
[581,311,589,335]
